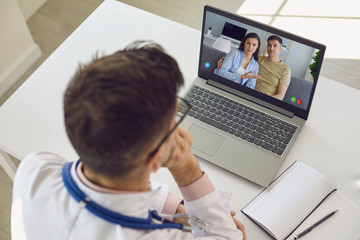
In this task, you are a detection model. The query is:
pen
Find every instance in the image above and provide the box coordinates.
[294,209,338,239]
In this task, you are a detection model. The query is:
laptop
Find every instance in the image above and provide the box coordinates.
[179,6,326,187]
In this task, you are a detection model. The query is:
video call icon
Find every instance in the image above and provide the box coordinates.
[291,97,302,105]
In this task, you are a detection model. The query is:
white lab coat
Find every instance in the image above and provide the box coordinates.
[11,152,243,239]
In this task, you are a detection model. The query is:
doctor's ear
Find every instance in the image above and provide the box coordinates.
[146,149,162,173]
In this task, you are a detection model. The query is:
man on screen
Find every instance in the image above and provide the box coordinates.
[256,35,291,100]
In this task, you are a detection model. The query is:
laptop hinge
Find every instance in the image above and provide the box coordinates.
[207,79,295,118]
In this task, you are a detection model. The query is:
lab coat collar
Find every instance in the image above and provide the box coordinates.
[70,161,162,218]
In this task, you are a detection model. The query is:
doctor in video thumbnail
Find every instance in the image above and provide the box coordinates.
[214,32,261,89]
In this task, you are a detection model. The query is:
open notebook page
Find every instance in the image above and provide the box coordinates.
[288,191,360,240]
[242,162,335,239]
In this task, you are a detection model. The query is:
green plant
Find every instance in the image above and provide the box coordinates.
[309,50,321,80]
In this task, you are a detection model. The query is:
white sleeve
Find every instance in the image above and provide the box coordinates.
[149,181,170,213]
[185,191,243,240]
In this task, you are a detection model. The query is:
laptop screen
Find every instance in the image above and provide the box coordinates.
[198,6,326,120]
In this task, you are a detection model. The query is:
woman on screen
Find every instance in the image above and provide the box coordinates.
[214,32,261,89]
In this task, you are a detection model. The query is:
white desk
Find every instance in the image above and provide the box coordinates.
[1,0,360,238]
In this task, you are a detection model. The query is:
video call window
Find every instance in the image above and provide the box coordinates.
[200,11,321,111]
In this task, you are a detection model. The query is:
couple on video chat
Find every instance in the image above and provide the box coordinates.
[214,33,291,101]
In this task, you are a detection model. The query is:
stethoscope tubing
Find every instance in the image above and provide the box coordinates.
[62,160,183,230]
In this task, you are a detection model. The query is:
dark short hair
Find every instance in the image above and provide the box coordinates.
[267,35,283,45]
[239,32,261,61]
[63,41,184,177]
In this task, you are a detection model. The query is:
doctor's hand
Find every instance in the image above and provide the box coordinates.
[162,127,193,170]
[231,211,247,240]
[173,203,191,232]
[163,127,202,187]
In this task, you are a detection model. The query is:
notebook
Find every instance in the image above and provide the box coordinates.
[241,162,360,240]
[179,6,326,187]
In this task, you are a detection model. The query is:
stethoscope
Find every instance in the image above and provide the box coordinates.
[62,160,208,233]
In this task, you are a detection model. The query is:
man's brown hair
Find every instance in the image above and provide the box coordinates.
[267,35,283,45]
[63,41,184,177]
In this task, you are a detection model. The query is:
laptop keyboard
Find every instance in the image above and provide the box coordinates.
[183,85,297,156]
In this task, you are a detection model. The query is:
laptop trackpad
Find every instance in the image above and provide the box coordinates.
[189,124,224,156]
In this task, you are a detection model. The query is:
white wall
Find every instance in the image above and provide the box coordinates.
[17,0,47,20]
[0,0,42,97]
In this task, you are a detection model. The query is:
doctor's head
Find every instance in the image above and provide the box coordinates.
[63,41,184,180]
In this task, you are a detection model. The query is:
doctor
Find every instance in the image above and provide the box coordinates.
[12,41,246,239]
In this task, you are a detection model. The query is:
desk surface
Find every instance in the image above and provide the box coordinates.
[1,0,360,238]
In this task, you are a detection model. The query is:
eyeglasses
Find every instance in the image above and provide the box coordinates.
[148,97,191,157]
